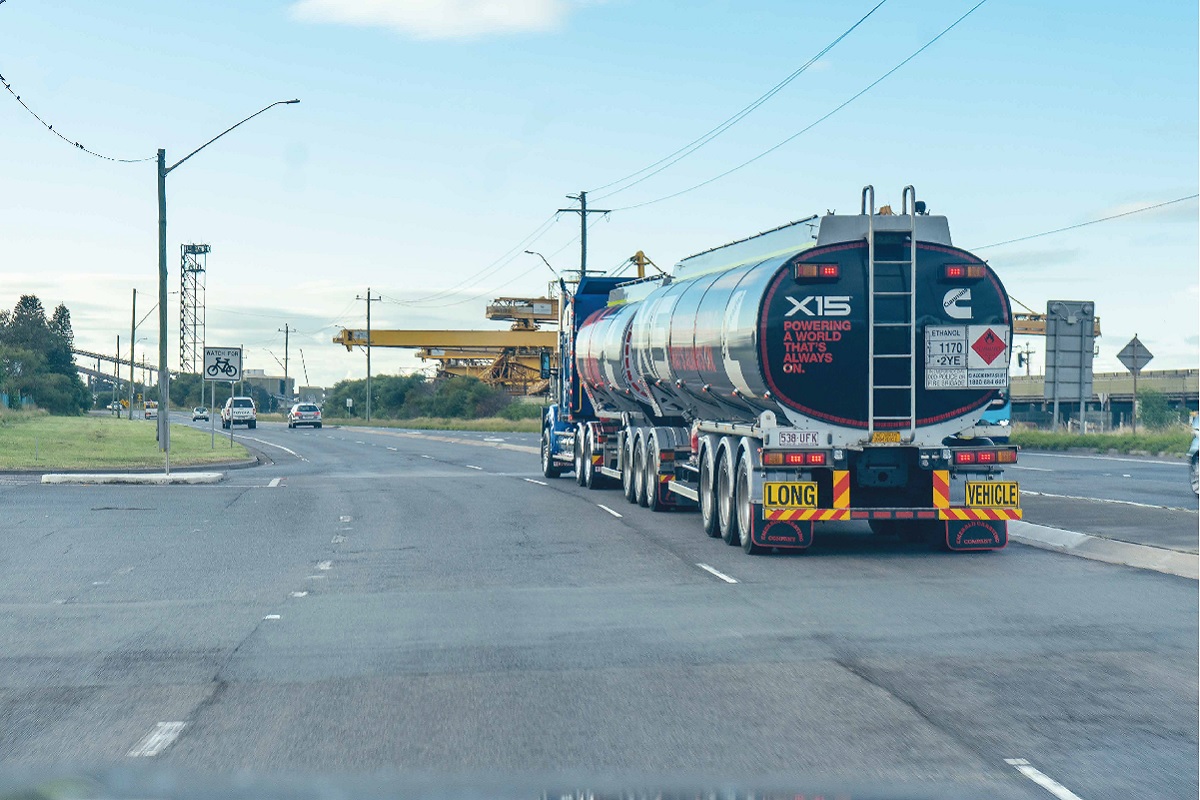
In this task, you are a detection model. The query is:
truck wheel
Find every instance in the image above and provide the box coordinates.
[621,434,637,503]
[541,428,562,479]
[1191,454,1199,496]
[249,421,256,429]
[717,450,740,546]
[699,447,720,537]
[583,432,599,489]
[574,425,587,486]
[899,520,942,545]
[633,435,650,507]
[645,433,665,511]
[736,457,765,555]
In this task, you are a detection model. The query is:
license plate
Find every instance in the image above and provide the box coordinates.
[763,481,818,511]
[871,431,902,443]
[777,430,820,447]
[965,481,1020,508]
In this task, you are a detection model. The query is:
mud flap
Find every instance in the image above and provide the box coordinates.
[946,518,1007,551]
[752,504,814,549]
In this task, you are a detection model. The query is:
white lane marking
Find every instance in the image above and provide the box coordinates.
[1021,452,1183,467]
[1122,473,1132,478]
[355,441,365,445]
[339,515,352,522]
[306,575,325,580]
[127,721,186,758]
[1004,759,1085,800]
[326,435,335,439]
[421,455,432,459]
[234,434,308,461]
[331,534,346,544]
[316,560,333,571]
[1021,489,1198,513]
[523,478,548,486]
[596,504,622,518]
[465,465,483,470]
[263,614,281,620]
[697,563,739,584]
[1007,465,1052,472]
[386,446,398,451]
[267,477,282,488]
[290,591,308,598]
[484,437,505,442]
[92,581,108,586]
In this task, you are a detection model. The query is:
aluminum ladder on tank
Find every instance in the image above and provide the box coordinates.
[863,185,919,440]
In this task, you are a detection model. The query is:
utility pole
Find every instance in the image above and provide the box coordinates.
[558,190,610,278]
[129,288,137,420]
[356,290,381,421]
[114,334,121,412]
[278,324,290,406]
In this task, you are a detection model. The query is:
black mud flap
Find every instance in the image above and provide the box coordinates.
[754,509,814,550]
[946,518,1007,551]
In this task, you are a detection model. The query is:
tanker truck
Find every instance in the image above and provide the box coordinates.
[540,186,1021,554]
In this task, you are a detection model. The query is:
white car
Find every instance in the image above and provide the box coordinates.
[221,396,257,429]
[192,406,209,422]
[288,403,322,429]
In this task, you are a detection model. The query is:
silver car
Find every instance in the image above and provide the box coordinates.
[288,403,322,429]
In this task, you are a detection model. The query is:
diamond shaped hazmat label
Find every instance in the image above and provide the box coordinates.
[968,326,1009,369]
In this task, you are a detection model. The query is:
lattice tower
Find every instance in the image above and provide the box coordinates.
[179,243,210,374]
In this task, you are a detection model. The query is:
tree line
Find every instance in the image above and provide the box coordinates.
[323,374,540,420]
[0,295,90,414]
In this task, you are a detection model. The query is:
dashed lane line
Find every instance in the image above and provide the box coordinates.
[267,477,282,488]
[316,560,333,571]
[1004,759,1085,800]
[386,446,398,451]
[263,614,281,620]
[523,478,548,486]
[596,504,622,518]
[127,721,186,758]
[465,465,483,470]
[696,563,739,584]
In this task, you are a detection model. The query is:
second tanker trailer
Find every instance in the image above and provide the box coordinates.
[541,186,1020,554]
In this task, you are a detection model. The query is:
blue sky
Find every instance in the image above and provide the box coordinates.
[0,0,1196,386]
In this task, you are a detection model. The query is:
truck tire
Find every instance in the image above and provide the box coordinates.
[699,446,720,537]
[717,448,740,546]
[583,430,602,490]
[645,431,666,512]
[621,434,637,503]
[736,456,765,555]
[541,428,563,479]
[574,425,587,486]
[249,421,256,429]
[633,434,650,507]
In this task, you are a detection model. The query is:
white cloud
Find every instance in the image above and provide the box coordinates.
[290,0,569,40]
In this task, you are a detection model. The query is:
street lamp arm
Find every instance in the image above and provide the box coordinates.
[166,99,299,174]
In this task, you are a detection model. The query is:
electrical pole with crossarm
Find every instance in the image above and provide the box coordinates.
[357,290,381,421]
[558,190,610,279]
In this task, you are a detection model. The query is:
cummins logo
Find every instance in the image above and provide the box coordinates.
[943,288,972,320]
[785,295,851,317]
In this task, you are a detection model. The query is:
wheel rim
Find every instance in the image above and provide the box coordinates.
[718,456,732,532]
[633,440,645,499]
[737,459,752,547]
[1191,457,1199,494]
[542,430,552,471]
[622,440,633,496]
[644,437,658,506]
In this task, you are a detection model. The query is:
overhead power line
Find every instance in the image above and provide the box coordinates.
[611,0,992,213]
[590,0,889,200]
[0,70,153,163]
[973,194,1199,250]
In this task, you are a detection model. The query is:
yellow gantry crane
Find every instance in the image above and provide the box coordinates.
[333,299,560,395]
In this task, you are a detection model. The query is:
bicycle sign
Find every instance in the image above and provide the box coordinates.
[203,347,243,382]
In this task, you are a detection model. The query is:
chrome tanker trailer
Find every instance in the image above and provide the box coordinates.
[540,186,1021,554]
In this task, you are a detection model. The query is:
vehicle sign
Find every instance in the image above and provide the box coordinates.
[871,431,902,443]
[965,481,1020,508]
[763,481,818,510]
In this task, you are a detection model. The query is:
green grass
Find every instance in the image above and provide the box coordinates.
[1011,428,1193,456]
[0,411,250,470]
[319,416,541,433]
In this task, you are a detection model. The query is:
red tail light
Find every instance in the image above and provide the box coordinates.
[976,450,996,464]
[795,263,840,280]
[954,451,976,464]
[806,452,826,465]
[944,264,986,281]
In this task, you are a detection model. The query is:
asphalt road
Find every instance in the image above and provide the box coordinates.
[0,419,1196,799]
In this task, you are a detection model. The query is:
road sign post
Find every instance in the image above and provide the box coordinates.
[1044,301,1096,432]
[1116,335,1153,434]
[204,347,243,450]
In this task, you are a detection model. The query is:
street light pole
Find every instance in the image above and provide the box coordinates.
[156,99,299,474]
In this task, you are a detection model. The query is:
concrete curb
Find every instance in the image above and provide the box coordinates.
[1009,520,1198,580]
[41,472,226,486]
